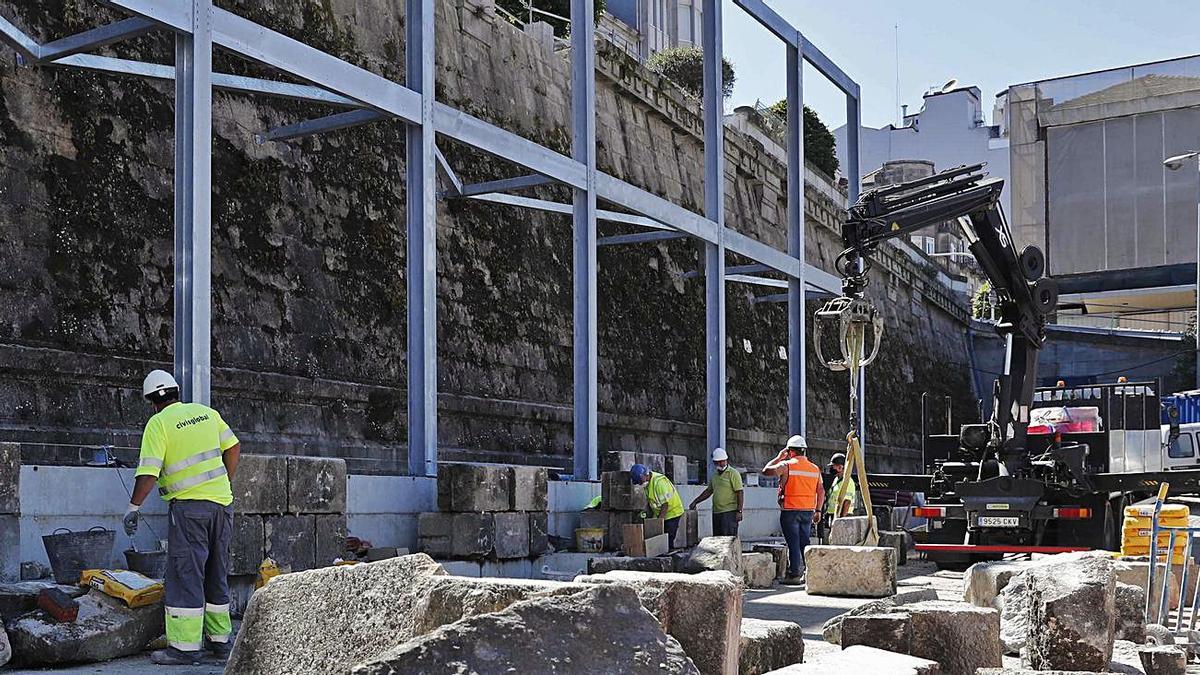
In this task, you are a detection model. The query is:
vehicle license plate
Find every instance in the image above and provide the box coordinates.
[977,516,1020,527]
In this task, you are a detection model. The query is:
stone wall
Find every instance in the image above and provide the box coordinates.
[0,0,974,475]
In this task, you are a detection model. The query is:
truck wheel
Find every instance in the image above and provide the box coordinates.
[1145,623,1174,646]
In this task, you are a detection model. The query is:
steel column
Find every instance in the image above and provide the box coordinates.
[571,0,598,480]
[406,0,437,477]
[846,93,865,443]
[173,0,213,405]
[786,44,806,437]
[702,0,726,474]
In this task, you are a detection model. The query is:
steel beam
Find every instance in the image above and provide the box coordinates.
[732,0,859,97]
[434,146,463,196]
[0,15,40,62]
[458,174,554,198]
[801,34,860,98]
[173,0,214,405]
[786,44,806,438]
[258,109,383,143]
[702,0,726,471]
[846,93,865,443]
[728,274,788,288]
[24,17,156,64]
[731,0,797,47]
[725,229,800,278]
[683,263,770,279]
[571,0,598,481]
[465,193,672,231]
[406,0,437,477]
[597,230,687,246]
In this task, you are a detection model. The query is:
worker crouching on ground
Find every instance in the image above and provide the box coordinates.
[630,463,685,544]
[688,448,744,537]
[762,435,824,586]
[123,370,241,666]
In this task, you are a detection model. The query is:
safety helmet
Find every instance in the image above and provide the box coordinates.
[712,447,728,462]
[142,369,179,401]
[629,464,649,483]
[830,452,847,466]
[785,435,807,449]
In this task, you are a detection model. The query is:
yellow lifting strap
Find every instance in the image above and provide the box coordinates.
[832,430,879,546]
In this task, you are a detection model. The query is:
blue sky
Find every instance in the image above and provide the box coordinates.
[723,0,1200,130]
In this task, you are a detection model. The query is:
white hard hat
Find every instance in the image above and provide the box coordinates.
[712,447,728,462]
[786,434,807,449]
[142,369,179,399]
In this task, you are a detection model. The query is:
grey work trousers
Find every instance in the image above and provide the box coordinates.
[166,499,232,649]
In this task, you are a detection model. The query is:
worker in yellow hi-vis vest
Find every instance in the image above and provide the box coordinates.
[630,464,685,546]
[123,370,241,666]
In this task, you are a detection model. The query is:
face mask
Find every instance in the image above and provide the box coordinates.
[717,465,728,472]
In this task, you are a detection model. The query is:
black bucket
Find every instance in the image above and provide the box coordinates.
[42,527,115,584]
[124,548,168,579]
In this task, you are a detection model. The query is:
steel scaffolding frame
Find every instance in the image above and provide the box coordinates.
[0,0,859,478]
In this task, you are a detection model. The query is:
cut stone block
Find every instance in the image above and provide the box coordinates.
[644,534,670,558]
[601,451,638,472]
[6,592,164,667]
[878,530,908,566]
[315,514,348,568]
[739,618,804,675]
[528,512,549,556]
[19,561,49,581]
[265,515,316,572]
[509,466,548,512]
[963,559,1031,608]
[752,543,788,580]
[286,456,347,515]
[829,516,872,546]
[1114,558,1180,611]
[674,508,699,549]
[1115,581,1146,643]
[601,471,646,511]
[587,556,673,574]
[767,645,940,674]
[0,443,18,514]
[1024,553,1116,672]
[0,516,18,583]
[805,546,896,598]
[451,513,496,559]
[578,509,608,531]
[437,463,511,512]
[635,452,665,473]
[664,454,689,485]
[230,454,287,514]
[413,576,591,634]
[621,523,646,557]
[742,552,776,589]
[682,536,743,576]
[821,588,939,645]
[607,510,636,551]
[493,512,530,559]
[840,600,1001,675]
[364,547,402,562]
[349,585,698,675]
[575,570,743,675]
[230,514,265,576]
[417,512,453,557]
[1139,645,1187,675]
[643,517,665,538]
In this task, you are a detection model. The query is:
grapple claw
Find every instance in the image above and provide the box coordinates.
[813,295,883,372]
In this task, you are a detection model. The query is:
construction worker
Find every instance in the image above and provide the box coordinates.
[826,452,856,518]
[123,370,241,666]
[688,448,743,537]
[762,435,824,586]
[630,463,685,545]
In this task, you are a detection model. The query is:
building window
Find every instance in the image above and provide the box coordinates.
[922,237,935,255]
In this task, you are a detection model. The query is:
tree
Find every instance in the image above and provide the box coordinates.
[768,100,839,178]
[971,282,995,320]
[496,0,606,38]
[646,47,736,100]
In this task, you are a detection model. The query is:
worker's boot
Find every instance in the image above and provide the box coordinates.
[780,574,805,587]
[205,639,234,660]
[150,647,203,666]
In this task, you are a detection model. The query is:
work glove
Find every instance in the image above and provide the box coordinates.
[123,504,141,537]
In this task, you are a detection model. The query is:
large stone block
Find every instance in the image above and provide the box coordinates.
[417,512,453,557]
[493,512,530,559]
[643,517,665,538]
[230,514,265,576]
[1024,554,1116,672]
[0,515,18,583]
[752,543,788,580]
[1139,645,1187,675]
[264,514,316,572]
[0,443,18,514]
[840,600,1001,675]
[437,463,511,512]
[805,546,896,598]
[230,454,287,514]
[829,516,873,546]
[1114,558,1180,611]
[767,645,940,674]
[644,533,670,558]
[742,552,775,589]
[451,512,496,559]
[286,456,347,514]
[739,618,804,675]
[1116,581,1146,643]
[601,471,646,511]
[963,559,1030,607]
[315,513,348,567]
[349,586,699,675]
[674,508,699,549]
[509,466,548,512]
[683,536,743,576]
[6,592,164,667]
[602,451,638,472]
[412,576,591,634]
[528,512,549,556]
[878,530,908,566]
[664,454,689,485]
[635,452,665,473]
[821,588,939,645]
[575,570,743,675]
[587,556,673,575]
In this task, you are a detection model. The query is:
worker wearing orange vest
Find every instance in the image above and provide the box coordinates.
[762,435,825,585]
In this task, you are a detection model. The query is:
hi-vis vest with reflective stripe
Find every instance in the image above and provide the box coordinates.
[135,402,238,506]
[780,456,821,510]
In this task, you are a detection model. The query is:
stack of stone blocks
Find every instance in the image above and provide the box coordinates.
[228,454,348,577]
[582,467,697,552]
[0,443,19,582]
[417,464,549,560]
